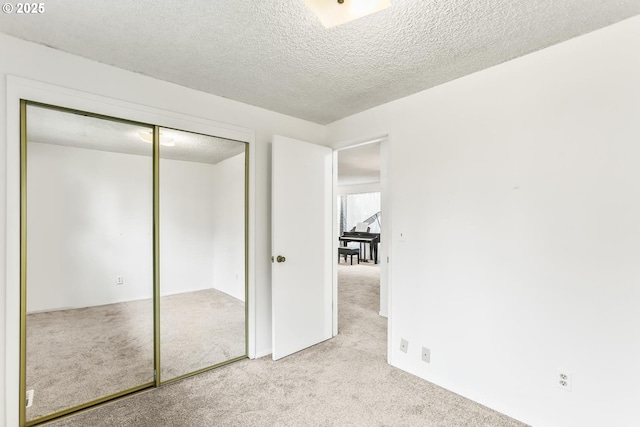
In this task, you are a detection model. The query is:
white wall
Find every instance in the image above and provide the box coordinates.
[327,16,640,427]
[27,142,247,312]
[211,153,246,302]
[0,33,327,426]
[160,155,240,300]
[27,142,153,312]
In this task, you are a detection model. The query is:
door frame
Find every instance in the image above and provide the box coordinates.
[4,76,257,427]
[331,134,391,362]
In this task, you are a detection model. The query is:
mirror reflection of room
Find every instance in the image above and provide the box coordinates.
[159,128,246,382]
[23,104,247,424]
[25,104,155,421]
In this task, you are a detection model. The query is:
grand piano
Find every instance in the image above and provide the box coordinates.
[339,230,380,264]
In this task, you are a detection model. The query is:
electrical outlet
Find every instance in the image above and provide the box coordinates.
[116,276,124,285]
[557,370,572,391]
[400,338,408,353]
[421,347,430,363]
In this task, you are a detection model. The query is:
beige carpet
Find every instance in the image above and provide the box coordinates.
[26,288,245,422]
[44,263,528,427]
[160,290,245,381]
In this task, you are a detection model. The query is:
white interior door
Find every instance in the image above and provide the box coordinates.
[272,135,333,360]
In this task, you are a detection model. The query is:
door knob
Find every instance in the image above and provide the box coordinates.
[276,255,286,263]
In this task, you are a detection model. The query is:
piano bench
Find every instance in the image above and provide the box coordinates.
[338,247,360,265]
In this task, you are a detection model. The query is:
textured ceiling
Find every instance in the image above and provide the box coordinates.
[27,105,246,164]
[2,1,639,124]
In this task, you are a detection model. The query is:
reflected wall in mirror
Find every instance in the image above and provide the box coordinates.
[159,128,247,382]
[24,104,155,422]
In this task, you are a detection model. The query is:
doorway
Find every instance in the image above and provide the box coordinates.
[19,101,248,426]
[333,137,389,339]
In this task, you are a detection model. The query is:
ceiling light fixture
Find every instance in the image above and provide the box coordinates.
[138,130,175,147]
[306,0,392,29]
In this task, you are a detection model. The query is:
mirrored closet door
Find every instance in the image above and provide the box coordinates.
[159,129,247,382]
[20,102,248,426]
[23,103,155,424]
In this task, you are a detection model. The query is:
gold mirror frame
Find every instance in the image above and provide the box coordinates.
[19,100,249,426]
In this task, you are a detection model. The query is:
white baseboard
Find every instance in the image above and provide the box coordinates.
[253,348,272,359]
